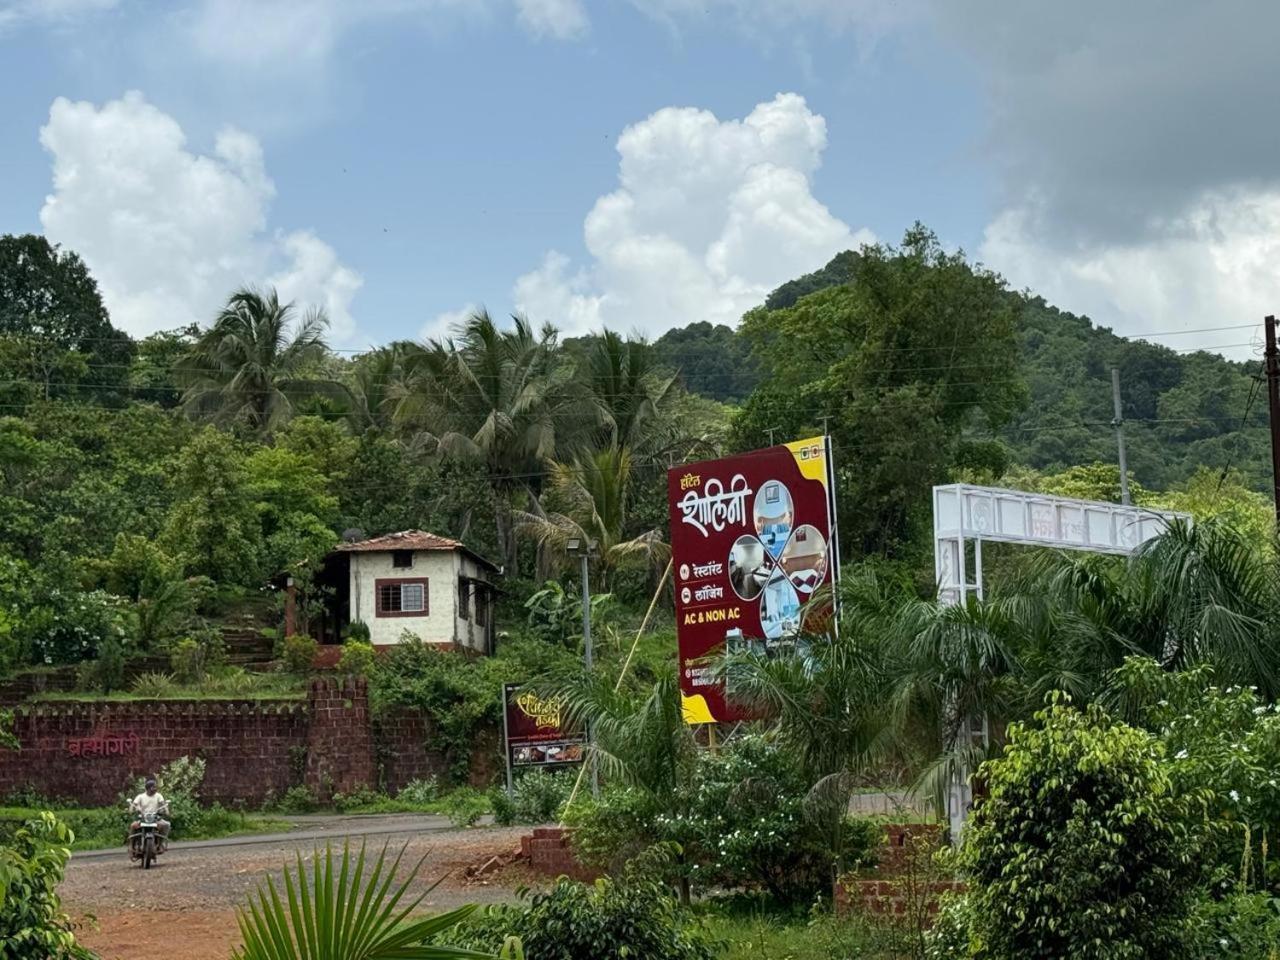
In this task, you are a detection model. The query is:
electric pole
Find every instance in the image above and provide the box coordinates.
[1265,315,1280,528]
[1111,368,1130,505]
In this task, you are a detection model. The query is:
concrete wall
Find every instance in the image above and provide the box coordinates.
[349,550,457,646]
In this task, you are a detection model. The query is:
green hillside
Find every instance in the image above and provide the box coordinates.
[660,249,1267,495]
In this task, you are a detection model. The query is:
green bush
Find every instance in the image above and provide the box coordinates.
[345,620,371,643]
[446,846,716,960]
[131,671,177,697]
[332,785,385,812]
[279,633,317,673]
[74,635,128,693]
[395,776,440,805]
[0,812,95,958]
[565,736,871,904]
[442,787,488,827]
[338,640,376,677]
[272,785,319,814]
[958,695,1207,960]
[491,768,575,826]
[169,632,224,684]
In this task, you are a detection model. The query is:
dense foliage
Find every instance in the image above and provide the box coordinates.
[448,847,716,960]
[0,812,94,959]
[958,695,1206,960]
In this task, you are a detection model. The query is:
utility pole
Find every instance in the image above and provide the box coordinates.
[1111,368,1130,506]
[568,537,600,797]
[1265,315,1280,529]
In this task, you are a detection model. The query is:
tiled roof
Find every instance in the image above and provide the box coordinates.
[333,530,466,553]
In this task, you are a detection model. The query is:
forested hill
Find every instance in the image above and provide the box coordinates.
[657,251,1267,494]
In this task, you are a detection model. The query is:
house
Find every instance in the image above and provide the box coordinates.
[311,530,500,654]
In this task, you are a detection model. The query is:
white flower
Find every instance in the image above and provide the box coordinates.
[1175,750,1189,760]
[1230,790,1241,802]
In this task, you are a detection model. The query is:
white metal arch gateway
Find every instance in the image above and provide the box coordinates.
[932,483,1189,839]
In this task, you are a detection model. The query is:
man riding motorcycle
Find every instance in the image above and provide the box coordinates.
[128,777,171,854]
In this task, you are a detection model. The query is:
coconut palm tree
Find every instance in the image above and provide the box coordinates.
[394,311,589,575]
[579,330,677,453]
[176,287,343,435]
[345,342,410,434]
[516,445,669,588]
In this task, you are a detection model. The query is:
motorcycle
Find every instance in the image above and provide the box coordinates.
[128,813,167,869]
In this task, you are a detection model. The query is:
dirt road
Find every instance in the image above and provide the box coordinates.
[63,815,534,960]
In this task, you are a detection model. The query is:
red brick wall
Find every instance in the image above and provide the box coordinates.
[521,827,599,883]
[374,709,500,793]
[835,823,965,924]
[0,678,367,806]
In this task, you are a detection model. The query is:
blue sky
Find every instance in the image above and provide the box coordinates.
[2,1,1277,358]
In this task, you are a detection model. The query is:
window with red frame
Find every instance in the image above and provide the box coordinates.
[375,578,428,617]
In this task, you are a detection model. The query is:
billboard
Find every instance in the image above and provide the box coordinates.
[668,436,839,724]
[502,683,586,767]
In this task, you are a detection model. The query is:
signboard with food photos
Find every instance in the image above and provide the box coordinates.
[667,436,840,724]
[502,683,586,767]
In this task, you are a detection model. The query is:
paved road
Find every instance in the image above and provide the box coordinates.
[70,811,490,860]
[64,814,534,960]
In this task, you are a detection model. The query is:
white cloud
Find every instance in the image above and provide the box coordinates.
[0,0,116,32]
[38,91,363,342]
[981,188,1280,358]
[515,0,587,40]
[513,93,872,337]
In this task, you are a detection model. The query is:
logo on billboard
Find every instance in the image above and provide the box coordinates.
[676,474,753,537]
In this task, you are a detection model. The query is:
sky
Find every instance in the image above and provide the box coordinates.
[1,0,1278,359]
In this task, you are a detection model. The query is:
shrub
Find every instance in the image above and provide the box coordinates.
[395,776,440,805]
[279,633,317,674]
[345,620,371,643]
[272,785,319,814]
[127,755,208,836]
[169,631,224,684]
[446,845,716,960]
[958,695,1207,960]
[338,640,376,677]
[74,635,128,693]
[332,785,384,812]
[491,768,575,826]
[131,671,177,698]
[442,787,488,827]
[0,812,95,959]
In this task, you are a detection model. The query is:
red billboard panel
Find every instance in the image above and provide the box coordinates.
[503,683,586,766]
[668,436,839,724]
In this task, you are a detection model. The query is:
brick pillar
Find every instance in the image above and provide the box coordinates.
[305,677,376,801]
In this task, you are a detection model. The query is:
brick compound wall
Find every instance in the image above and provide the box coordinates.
[0,677,447,806]
[835,823,966,923]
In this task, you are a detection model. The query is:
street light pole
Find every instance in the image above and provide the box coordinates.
[568,537,600,797]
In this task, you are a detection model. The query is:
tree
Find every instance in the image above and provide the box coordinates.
[959,696,1204,960]
[580,330,677,454]
[395,311,583,575]
[161,427,264,586]
[738,225,1026,558]
[516,446,669,589]
[651,321,758,403]
[0,812,95,959]
[0,233,133,403]
[176,287,341,435]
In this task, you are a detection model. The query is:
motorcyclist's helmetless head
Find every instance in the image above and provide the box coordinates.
[145,777,157,793]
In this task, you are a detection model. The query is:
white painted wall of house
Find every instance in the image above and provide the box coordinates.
[348,550,456,646]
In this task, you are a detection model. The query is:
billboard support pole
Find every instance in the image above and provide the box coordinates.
[501,683,514,796]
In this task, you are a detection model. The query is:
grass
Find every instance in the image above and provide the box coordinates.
[31,669,307,702]
[0,804,292,850]
[696,894,925,960]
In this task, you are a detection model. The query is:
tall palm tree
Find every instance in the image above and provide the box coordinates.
[345,342,410,434]
[515,445,669,588]
[580,330,677,454]
[394,310,588,575]
[176,287,342,435]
